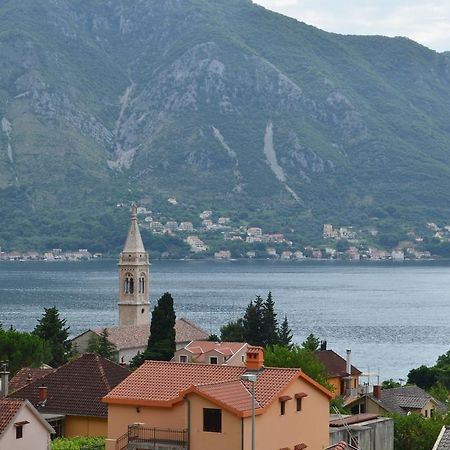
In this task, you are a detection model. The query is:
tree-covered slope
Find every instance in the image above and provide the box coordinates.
[1,0,450,250]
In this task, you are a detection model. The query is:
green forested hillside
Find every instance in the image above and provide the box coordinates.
[1,0,450,251]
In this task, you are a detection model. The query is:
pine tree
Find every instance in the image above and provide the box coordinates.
[278,315,293,348]
[33,306,71,367]
[243,300,262,346]
[87,329,117,361]
[261,291,278,347]
[142,292,176,362]
[302,333,320,352]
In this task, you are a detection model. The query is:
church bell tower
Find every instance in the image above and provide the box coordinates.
[118,204,150,326]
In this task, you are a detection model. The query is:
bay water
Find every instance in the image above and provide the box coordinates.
[0,259,449,382]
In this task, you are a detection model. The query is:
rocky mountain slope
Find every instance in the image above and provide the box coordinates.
[2,0,450,250]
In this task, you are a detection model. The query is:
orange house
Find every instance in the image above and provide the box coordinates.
[103,347,333,450]
[315,349,361,397]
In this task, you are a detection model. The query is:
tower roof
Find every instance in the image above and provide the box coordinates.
[123,204,146,253]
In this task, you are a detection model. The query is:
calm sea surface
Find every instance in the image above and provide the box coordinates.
[0,259,449,382]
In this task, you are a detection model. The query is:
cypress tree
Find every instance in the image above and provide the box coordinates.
[261,291,278,347]
[143,292,176,361]
[33,306,71,367]
[243,300,262,346]
[278,315,293,348]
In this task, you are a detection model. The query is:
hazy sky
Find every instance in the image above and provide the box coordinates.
[253,0,450,52]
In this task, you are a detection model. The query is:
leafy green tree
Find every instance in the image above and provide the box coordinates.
[220,319,244,342]
[0,328,52,375]
[143,292,176,362]
[87,329,117,361]
[302,333,320,352]
[381,378,402,389]
[436,350,450,368]
[408,365,438,390]
[391,412,447,450]
[51,436,105,450]
[33,307,71,367]
[278,315,293,348]
[264,345,332,391]
[429,383,450,403]
[261,292,278,347]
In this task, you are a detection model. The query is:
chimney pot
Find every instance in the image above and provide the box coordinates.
[0,362,9,397]
[245,346,264,371]
[373,385,381,400]
[38,386,48,402]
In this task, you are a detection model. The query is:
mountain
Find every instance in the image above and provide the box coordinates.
[1,0,450,251]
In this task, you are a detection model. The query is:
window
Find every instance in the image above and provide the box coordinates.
[16,425,23,439]
[14,422,29,439]
[295,393,307,412]
[209,356,218,365]
[203,408,222,433]
[124,274,134,294]
[139,274,146,294]
[179,355,188,363]
[279,395,292,415]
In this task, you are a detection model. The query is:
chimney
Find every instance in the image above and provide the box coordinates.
[0,361,9,397]
[246,346,264,371]
[320,340,327,351]
[38,386,48,403]
[345,349,352,396]
[373,385,381,400]
[346,349,351,375]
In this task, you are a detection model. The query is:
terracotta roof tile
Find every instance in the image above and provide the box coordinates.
[193,380,261,412]
[91,318,208,350]
[9,368,56,394]
[0,398,23,436]
[104,361,332,414]
[315,350,361,378]
[183,341,247,361]
[9,354,129,417]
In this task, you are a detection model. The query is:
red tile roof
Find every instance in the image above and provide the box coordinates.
[184,341,246,357]
[191,380,260,414]
[103,360,333,416]
[9,354,129,417]
[89,318,208,350]
[0,398,23,436]
[9,368,56,394]
[315,350,362,378]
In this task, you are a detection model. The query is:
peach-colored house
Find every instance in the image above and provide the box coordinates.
[0,398,55,450]
[104,347,333,450]
[173,341,249,366]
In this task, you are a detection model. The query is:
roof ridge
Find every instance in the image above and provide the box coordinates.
[96,354,111,392]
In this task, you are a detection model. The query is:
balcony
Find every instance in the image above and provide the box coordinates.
[117,424,189,450]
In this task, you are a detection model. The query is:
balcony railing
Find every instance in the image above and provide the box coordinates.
[117,424,189,450]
